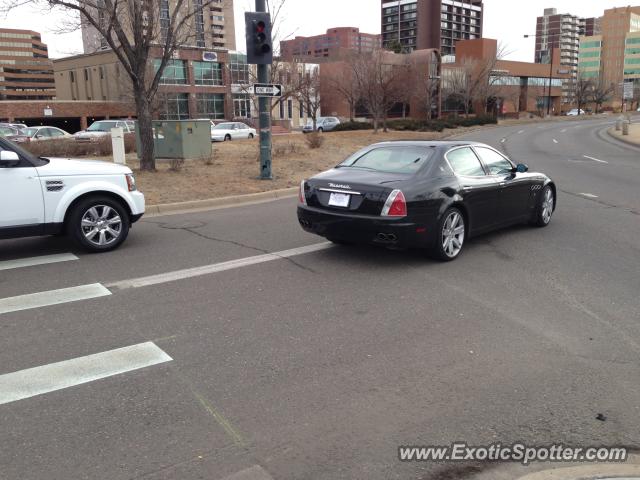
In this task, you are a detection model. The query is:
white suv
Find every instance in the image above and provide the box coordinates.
[0,137,145,252]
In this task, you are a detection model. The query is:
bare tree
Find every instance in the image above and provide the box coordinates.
[352,49,405,132]
[325,55,360,122]
[592,76,616,114]
[442,64,475,117]
[1,0,221,170]
[297,65,321,129]
[571,74,594,115]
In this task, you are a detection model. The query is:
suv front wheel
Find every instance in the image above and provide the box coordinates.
[67,196,130,252]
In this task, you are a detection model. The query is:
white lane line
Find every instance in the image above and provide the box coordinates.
[500,138,506,143]
[579,193,599,198]
[0,283,111,315]
[0,342,172,406]
[219,466,275,480]
[517,130,525,134]
[107,242,333,290]
[583,155,608,164]
[560,129,567,133]
[0,253,78,272]
[553,139,559,144]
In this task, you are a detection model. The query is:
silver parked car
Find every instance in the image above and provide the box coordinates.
[303,116,341,133]
[74,120,135,142]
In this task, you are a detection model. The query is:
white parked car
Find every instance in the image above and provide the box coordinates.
[302,117,341,133]
[211,122,256,142]
[566,109,586,116]
[0,137,144,252]
[75,120,135,142]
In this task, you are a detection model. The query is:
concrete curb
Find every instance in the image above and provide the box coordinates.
[605,126,640,150]
[145,187,297,217]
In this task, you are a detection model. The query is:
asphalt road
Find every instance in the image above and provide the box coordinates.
[1,117,639,480]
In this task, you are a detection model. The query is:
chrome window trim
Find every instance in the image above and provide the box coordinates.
[318,188,363,195]
[471,145,515,175]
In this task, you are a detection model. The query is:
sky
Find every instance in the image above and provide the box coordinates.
[0,0,632,60]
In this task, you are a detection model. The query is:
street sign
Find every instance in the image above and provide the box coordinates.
[253,83,282,97]
[623,81,634,100]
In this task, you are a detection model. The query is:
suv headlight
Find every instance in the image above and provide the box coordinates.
[125,173,137,191]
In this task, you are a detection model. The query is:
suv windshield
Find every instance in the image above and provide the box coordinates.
[87,121,117,132]
[338,146,433,174]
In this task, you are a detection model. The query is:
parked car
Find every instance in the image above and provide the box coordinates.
[7,126,71,144]
[566,109,586,116]
[0,136,144,252]
[297,140,556,261]
[0,125,21,138]
[303,117,341,133]
[74,120,135,142]
[0,122,27,130]
[211,122,256,142]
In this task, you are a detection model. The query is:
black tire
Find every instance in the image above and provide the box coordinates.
[224,134,231,141]
[67,196,130,253]
[431,207,466,262]
[248,133,254,139]
[531,185,555,227]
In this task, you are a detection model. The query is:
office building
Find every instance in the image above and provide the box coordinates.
[534,8,601,103]
[381,0,483,56]
[280,28,381,61]
[0,28,56,100]
[578,6,640,106]
[81,0,236,53]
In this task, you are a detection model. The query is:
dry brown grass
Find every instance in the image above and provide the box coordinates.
[128,129,463,205]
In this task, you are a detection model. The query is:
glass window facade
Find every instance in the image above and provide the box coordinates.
[159,93,189,120]
[196,93,226,119]
[194,61,222,85]
[230,53,250,84]
[580,40,602,49]
[154,59,187,84]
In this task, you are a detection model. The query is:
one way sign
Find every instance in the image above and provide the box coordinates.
[253,83,282,97]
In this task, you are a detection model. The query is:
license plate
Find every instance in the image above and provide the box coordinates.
[328,192,350,207]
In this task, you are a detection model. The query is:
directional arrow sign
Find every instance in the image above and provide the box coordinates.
[253,83,282,97]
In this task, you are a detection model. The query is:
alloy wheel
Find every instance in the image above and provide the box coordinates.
[441,211,465,258]
[541,188,554,224]
[81,205,123,247]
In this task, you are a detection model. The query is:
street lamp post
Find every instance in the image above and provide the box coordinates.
[524,33,560,116]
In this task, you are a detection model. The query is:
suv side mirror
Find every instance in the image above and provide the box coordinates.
[0,150,20,165]
[515,163,528,173]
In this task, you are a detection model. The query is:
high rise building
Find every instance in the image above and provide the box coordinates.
[280,28,381,61]
[578,6,640,106]
[381,0,483,56]
[534,8,601,104]
[0,28,56,100]
[81,0,236,53]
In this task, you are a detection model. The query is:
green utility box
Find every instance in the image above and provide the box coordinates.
[136,120,212,160]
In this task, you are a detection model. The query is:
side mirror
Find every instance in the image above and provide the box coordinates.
[516,163,528,173]
[0,150,20,165]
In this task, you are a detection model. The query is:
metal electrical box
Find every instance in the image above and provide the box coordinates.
[136,120,211,160]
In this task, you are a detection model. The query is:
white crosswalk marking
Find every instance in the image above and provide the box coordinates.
[107,242,333,290]
[0,283,111,315]
[0,342,172,406]
[0,253,78,272]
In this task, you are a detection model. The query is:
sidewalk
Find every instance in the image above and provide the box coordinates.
[608,122,640,147]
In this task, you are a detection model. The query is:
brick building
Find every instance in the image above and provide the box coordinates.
[0,28,56,100]
[534,8,601,103]
[280,27,381,61]
[578,5,640,108]
[381,0,483,56]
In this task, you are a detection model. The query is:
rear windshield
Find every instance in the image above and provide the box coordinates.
[337,146,433,174]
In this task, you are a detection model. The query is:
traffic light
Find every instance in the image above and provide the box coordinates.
[245,12,273,65]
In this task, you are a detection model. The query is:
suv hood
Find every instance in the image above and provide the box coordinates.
[35,157,132,177]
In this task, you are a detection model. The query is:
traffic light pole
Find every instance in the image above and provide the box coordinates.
[256,0,272,179]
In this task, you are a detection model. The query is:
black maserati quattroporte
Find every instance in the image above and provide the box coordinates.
[297,141,556,261]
